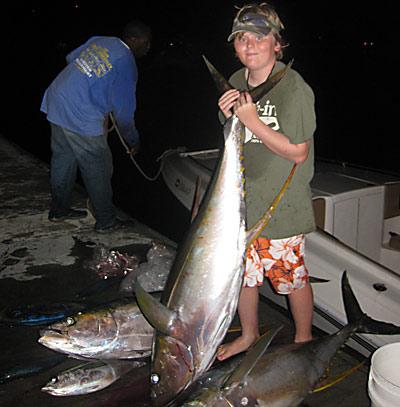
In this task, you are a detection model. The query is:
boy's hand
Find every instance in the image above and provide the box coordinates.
[218,89,240,119]
[234,92,258,127]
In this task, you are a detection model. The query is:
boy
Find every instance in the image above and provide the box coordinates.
[217,3,316,360]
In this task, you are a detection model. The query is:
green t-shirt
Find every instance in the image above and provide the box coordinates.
[229,61,316,239]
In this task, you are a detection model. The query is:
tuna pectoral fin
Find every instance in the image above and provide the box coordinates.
[222,325,283,388]
[133,279,177,336]
[246,164,297,248]
[342,271,400,335]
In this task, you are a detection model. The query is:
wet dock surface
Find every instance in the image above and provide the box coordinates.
[0,136,371,406]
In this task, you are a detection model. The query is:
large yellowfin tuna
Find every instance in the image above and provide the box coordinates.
[134,58,293,406]
[179,272,400,406]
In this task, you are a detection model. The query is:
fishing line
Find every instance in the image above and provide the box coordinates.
[109,113,178,182]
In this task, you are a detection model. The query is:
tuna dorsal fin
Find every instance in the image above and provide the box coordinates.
[202,55,233,96]
[342,271,400,335]
[222,325,283,388]
[249,59,293,103]
[133,279,178,336]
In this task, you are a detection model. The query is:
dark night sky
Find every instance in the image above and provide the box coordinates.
[2,1,399,173]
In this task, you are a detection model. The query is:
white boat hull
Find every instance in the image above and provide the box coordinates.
[261,229,400,356]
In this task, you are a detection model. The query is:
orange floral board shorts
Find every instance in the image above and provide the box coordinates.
[243,235,309,295]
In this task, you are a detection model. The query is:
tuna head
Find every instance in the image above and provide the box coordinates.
[132,283,196,405]
[38,310,119,358]
[41,359,146,397]
[41,360,115,396]
[134,281,233,406]
[150,335,195,406]
[38,299,154,359]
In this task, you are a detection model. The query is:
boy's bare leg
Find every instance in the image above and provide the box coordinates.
[288,282,314,343]
[217,285,260,361]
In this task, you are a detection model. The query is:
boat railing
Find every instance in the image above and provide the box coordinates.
[179,148,220,158]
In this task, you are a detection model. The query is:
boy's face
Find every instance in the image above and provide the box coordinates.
[234,31,280,71]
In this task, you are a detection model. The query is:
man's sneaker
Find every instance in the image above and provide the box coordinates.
[95,219,132,234]
[48,209,88,222]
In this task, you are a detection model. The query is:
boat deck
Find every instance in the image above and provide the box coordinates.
[0,136,371,406]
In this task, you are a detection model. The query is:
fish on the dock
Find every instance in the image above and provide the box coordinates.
[41,359,146,396]
[0,353,67,385]
[37,293,261,362]
[133,58,292,406]
[91,362,151,407]
[0,302,88,327]
[178,271,400,406]
[38,296,158,360]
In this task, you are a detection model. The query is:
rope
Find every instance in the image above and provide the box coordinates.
[108,113,178,182]
[312,360,366,393]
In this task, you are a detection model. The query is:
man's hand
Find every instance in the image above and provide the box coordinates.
[127,144,140,156]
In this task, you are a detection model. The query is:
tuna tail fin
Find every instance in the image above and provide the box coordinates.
[342,271,400,335]
[202,55,293,103]
[202,55,233,95]
[222,325,283,388]
[133,278,178,337]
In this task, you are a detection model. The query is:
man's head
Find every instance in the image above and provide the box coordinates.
[123,20,152,58]
[228,3,286,60]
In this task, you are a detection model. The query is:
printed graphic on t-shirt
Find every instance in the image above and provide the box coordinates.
[245,99,280,143]
[74,44,112,78]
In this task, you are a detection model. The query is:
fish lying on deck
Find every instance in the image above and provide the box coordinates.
[37,293,258,363]
[0,353,67,385]
[133,58,292,406]
[178,271,400,406]
[38,296,158,360]
[0,302,87,327]
[41,359,146,396]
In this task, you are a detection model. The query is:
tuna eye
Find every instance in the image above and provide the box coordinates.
[51,377,58,384]
[66,317,75,326]
[150,373,160,384]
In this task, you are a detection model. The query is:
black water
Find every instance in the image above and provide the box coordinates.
[2,1,399,243]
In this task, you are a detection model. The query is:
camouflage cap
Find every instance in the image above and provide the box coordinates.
[227,10,281,42]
